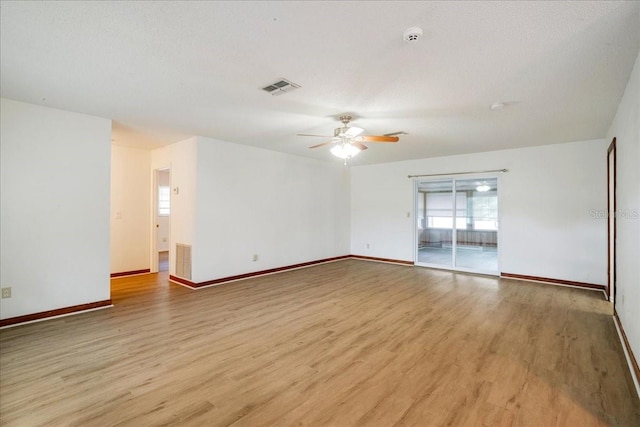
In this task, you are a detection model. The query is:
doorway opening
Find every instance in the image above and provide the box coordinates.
[154,168,171,273]
[415,176,499,275]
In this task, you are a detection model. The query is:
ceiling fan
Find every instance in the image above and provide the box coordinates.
[297,115,404,161]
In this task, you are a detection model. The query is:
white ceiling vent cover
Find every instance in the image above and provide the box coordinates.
[262,78,301,96]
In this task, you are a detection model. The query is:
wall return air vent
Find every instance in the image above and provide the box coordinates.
[262,78,301,96]
[176,243,192,280]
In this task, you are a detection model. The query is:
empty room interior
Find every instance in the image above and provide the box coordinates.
[1,1,639,426]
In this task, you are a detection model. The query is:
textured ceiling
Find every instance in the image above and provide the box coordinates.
[1,1,639,165]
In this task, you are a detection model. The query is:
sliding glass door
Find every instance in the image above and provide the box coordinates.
[415,177,499,275]
[416,180,454,267]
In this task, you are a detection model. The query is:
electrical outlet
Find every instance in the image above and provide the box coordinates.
[1,287,11,299]
[253,254,259,262]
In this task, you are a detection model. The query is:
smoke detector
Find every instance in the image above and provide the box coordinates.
[403,27,423,43]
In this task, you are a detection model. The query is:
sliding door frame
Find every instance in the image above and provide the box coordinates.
[414,174,501,276]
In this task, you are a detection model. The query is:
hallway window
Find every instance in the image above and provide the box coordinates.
[158,186,170,216]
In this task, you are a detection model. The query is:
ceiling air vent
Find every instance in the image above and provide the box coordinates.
[261,78,301,96]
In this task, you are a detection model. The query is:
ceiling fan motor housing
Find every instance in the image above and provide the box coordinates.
[335,115,353,137]
[334,127,348,137]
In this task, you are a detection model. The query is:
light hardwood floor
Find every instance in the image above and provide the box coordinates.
[1,260,638,426]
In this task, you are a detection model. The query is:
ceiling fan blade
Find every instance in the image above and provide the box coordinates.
[384,131,407,137]
[344,126,364,137]
[297,133,334,138]
[356,135,400,143]
[351,141,368,151]
[308,141,335,149]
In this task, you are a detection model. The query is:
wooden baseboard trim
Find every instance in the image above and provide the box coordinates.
[170,255,414,289]
[613,311,640,398]
[501,272,605,293]
[110,269,151,278]
[169,274,197,288]
[170,255,352,289]
[0,299,112,328]
[170,255,413,290]
[349,255,414,265]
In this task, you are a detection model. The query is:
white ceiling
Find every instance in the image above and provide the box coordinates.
[1,1,639,165]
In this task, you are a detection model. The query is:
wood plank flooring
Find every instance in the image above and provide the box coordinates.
[1,260,638,426]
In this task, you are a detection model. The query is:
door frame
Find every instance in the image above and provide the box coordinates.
[150,167,171,273]
[607,138,616,304]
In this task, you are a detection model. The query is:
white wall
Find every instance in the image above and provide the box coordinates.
[110,145,151,273]
[0,98,111,319]
[351,139,608,285]
[151,137,198,276]
[606,50,640,368]
[192,136,350,283]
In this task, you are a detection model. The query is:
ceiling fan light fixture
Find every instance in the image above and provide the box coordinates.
[302,114,401,160]
[330,143,361,159]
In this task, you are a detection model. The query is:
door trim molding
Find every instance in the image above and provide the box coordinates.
[607,137,616,303]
